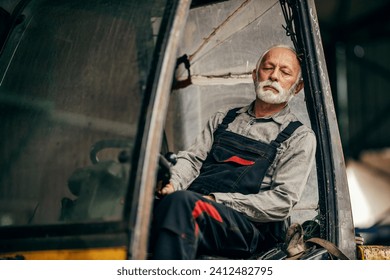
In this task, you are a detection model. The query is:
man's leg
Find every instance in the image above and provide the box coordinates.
[149,190,265,259]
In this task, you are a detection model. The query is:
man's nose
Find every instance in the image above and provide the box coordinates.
[269,69,279,81]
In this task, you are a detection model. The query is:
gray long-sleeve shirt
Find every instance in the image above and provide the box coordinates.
[170,101,317,223]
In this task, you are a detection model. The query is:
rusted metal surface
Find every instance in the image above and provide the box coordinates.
[357,245,390,260]
[129,0,192,260]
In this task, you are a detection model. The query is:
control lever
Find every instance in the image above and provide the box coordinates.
[157,152,177,186]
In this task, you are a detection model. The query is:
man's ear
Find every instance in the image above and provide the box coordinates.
[252,69,257,82]
[294,80,304,94]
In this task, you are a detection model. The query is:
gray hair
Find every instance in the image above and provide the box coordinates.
[255,44,302,81]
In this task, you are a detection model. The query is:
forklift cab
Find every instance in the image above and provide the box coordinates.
[0,0,358,259]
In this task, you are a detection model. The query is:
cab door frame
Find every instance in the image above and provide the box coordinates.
[284,0,356,259]
[126,0,192,259]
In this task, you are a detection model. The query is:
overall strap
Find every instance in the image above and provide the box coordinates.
[217,107,241,131]
[271,121,303,148]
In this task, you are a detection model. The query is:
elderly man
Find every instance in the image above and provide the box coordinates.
[149,45,317,259]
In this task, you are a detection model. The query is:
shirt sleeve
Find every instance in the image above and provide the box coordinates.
[211,128,317,223]
[169,111,225,191]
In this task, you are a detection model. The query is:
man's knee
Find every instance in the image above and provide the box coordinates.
[153,191,200,218]
[161,190,201,206]
[152,191,202,235]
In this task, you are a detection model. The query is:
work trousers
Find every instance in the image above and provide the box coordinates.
[149,190,276,260]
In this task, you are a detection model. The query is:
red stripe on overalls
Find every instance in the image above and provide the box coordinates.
[223,156,254,165]
[192,200,223,237]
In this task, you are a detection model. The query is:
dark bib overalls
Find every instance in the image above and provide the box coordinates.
[150,108,302,259]
[189,108,302,195]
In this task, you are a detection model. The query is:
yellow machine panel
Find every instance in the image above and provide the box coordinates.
[0,247,127,260]
[357,245,390,260]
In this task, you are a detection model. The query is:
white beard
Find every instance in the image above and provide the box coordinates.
[255,79,298,104]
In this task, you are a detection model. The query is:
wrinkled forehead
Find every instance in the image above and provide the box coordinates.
[257,47,301,72]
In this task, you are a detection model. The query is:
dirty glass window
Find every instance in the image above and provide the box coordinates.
[0,0,168,226]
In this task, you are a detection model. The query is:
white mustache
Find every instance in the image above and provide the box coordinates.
[259,80,284,94]
[254,79,296,104]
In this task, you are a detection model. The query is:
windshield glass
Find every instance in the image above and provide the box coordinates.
[0,0,168,226]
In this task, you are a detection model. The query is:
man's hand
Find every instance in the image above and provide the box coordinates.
[156,182,175,197]
[203,194,215,201]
